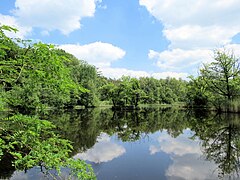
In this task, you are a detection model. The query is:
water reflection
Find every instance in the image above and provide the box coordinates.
[152,130,217,179]
[166,153,217,180]
[149,130,200,156]
[3,108,240,179]
[74,133,126,163]
[189,112,240,178]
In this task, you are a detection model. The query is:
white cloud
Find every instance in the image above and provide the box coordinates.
[40,30,50,36]
[149,49,213,71]
[11,171,29,180]
[74,133,126,163]
[12,0,99,35]
[59,42,188,79]
[148,49,160,59]
[59,42,126,68]
[152,72,188,80]
[100,67,188,79]
[221,44,240,57]
[143,44,240,79]
[99,67,149,79]
[163,25,238,49]
[0,14,32,38]
[139,0,240,28]
[140,0,240,73]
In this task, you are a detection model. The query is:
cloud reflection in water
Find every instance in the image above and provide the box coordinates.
[149,130,218,179]
[150,129,201,156]
[74,133,126,163]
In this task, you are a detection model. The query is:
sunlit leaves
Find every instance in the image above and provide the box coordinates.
[0,26,92,111]
[0,114,96,179]
[187,50,240,111]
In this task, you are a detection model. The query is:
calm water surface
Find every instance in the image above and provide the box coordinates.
[6,108,240,179]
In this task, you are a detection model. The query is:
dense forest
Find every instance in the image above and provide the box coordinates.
[0,26,189,113]
[1,25,240,178]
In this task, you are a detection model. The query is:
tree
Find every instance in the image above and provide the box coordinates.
[201,50,240,101]
[139,77,160,104]
[0,26,95,111]
[186,76,210,107]
[55,49,100,107]
[4,42,85,112]
[187,49,240,110]
[99,82,121,107]
[0,114,96,179]
[0,25,96,179]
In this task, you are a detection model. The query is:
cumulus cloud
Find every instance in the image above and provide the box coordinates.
[99,67,149,79]
[151,72,188,80]
[12,0,99,35]
[149,49,213,71]
[11,171,29,180]
[100,67,188,79]
[74,133,125,163]
[58,41,189,79]
[163,25,238,49]
[140,0,240,73]
[59,42,126,68]
[220,44,240,57]
[139,0,240,29]
[0,14,32,38]
[59,42,188,79]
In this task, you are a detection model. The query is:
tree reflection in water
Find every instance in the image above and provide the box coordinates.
[3,107,240,179]
[48,107,240,178]
[188,111,240,178]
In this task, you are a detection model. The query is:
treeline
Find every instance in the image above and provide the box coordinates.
[99,49,240,112]
[0,25,189,178]
[0,25,188,112]
[99,76,187,109]
[1,25,240,112]
[1,24,240,178]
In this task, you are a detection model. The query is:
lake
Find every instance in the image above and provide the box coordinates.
[3,107,240,179]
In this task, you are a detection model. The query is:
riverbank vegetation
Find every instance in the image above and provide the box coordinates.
[1,24,240,178]
[186,50,240,112]
[0,25,98,179]
[1,26,240,111]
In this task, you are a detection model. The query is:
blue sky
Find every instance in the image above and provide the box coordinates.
[1,0,240,79]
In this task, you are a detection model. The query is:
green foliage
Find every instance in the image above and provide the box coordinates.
[201,50,240,100]
[3,42,84,111]
[0,114,96,179]
[0,25,101,112]
[99,76,143,108]
[229,99,240,112]
[138,77,187,105]
[56,49,100,107]
[186,76,210,107]
[187,49,240,111]
[99,76,187,108]
[0,25,97,179]
[0,92,6,111]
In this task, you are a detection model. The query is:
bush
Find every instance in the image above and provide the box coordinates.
[0,114,96,179]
